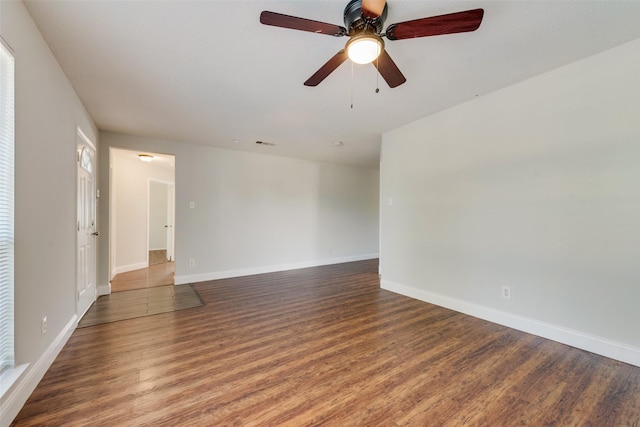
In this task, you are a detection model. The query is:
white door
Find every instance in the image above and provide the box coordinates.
[166,184,175,261]
[77,129,97,318]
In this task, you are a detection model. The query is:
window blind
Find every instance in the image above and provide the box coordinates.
[0,39,15,376]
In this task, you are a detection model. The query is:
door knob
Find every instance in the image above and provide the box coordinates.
[92,231,99,236]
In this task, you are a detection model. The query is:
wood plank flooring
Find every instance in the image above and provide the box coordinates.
[149,250,169,266]
[77,285,203,328]
[12,260,640,426]
[111,261,175,292]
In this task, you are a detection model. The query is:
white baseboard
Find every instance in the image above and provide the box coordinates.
[175,253,379,285]
[97,283,111,296]
[113,261,147,275]
[381,279,640,368]
[0,315,78,427]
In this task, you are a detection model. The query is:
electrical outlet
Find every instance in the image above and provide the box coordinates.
[41,316,47,336]
[189,259,195,268]
[501,286,511,299]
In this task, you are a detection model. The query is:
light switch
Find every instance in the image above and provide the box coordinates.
[189,201,195,209]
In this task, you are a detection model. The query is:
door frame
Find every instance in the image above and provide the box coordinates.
[166,183,175,262]
[109,149,176,287]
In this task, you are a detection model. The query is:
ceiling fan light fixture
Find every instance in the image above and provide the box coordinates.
[138,154,154,162]
[346,33,384,64]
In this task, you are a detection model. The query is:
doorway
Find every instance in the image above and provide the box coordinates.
[109,148,175,292]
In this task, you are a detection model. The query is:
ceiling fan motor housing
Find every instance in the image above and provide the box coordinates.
[344,0,388,35]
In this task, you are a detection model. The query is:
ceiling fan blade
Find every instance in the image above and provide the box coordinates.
[373,50,406,88]
[361,0,387,19]
[304,50,349,87]
[385,9,484,40]
[260,11,347,36]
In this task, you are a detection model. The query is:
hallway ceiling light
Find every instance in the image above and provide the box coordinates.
[138,154,154,162]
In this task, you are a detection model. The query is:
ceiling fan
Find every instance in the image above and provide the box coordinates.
[260,0,484,88]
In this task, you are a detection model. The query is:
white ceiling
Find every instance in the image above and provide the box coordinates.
[24,0,640,169]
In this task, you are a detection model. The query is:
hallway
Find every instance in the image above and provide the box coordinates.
[110,261,175,292]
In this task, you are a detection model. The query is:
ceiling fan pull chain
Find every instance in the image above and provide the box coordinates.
[350,60,354,109]
[375,56,380,93]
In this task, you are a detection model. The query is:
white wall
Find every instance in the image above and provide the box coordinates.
[0,1,98,424]
[111,149,173,274]
[380,37,640,366]
[99,132,380,287]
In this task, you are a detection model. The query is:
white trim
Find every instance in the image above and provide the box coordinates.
[175,253,379,285]
[147,178,175,186]
[0,364,27,400]
[146,179,150,267]
[97,283,111,297]
[113,261,148,276]
[76,126,96,151]
[0,315,78,427]
[109,148,117,281]
[381,279,640,368]
[0,37,14,55]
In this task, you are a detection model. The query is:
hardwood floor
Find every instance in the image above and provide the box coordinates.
[77,285,203,328]
[110,261,175,292]
[149,249,169,266]
[12,260,640,426]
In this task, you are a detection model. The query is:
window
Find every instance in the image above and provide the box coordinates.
[0,38,15,377]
